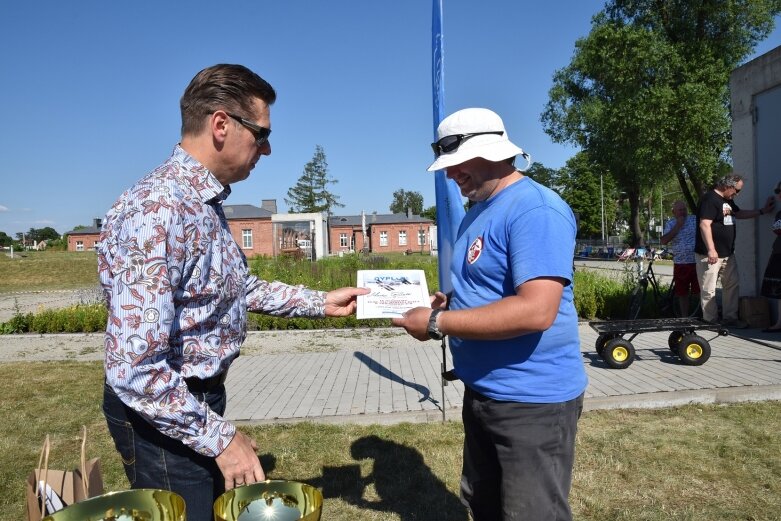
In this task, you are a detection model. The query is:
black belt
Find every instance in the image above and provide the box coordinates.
[185,371,228,392]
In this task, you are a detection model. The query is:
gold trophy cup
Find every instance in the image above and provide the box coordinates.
[213,480,323,521]
[42,489,186,521]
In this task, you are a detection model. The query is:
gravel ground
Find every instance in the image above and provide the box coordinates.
[0,287,102,322]
[0,328,414,362]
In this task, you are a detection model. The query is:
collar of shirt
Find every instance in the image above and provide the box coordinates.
[171,144,231,204]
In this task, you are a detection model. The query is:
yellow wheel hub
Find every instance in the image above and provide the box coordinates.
[684,343,703,359]
[612,347,629,362]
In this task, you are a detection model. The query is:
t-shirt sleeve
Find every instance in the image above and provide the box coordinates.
[508,206,575,288]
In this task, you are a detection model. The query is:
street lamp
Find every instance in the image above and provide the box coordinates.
[601,174,605,244]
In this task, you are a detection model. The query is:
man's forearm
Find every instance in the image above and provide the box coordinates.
[438,279,564,340]
[699,221,715,252]
[735,208,763,219]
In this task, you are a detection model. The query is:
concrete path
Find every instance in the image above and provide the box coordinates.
[224,323,781,425]
[1,323,779,425]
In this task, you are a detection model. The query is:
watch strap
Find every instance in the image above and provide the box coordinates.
[427,308,445,340]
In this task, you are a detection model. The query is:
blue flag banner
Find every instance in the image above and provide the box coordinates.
[432,0,465,295]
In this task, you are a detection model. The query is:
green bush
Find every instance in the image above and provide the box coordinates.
[1,255,639,333]
[572,270,630,320]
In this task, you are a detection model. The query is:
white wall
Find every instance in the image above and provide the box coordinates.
[730,45,781,295]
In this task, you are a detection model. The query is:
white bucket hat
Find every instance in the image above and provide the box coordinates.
[427,108,529,172]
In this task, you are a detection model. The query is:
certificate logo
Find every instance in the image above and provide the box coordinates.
[467,237,483,264]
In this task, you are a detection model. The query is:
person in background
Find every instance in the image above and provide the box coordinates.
[393,107,587,521]
[694,173,774,328]
[760,180,781,332]
[97,64,368,521]
[660,200,700,317]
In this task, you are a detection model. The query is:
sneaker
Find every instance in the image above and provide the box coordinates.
[721,318,748,329]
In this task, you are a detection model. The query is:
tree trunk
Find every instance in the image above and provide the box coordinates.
[628,190,645,247]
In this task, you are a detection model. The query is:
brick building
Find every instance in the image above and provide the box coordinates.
[65,218,102,251]
[330,211,433,255]
[223,203,275,257]
[67,202,434,257]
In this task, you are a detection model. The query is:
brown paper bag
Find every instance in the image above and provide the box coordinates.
[25,426,104,521]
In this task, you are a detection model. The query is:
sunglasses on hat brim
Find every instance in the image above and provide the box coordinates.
[431,131,504,157]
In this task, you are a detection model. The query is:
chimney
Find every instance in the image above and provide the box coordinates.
[93,218,102,229]
[407,207,412,218]
[261,199,278,213]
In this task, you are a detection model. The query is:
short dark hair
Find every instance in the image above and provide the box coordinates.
[714,173,743,190]
[180,64,276,136]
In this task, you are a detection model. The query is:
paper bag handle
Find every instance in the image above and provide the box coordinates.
[34,435,51,521]
[79,425,89,496]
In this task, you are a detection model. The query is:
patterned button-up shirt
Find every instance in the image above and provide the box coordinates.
[663,214,697,264]
[98,145,326,456]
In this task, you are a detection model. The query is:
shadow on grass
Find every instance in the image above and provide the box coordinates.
[300,435,467,521]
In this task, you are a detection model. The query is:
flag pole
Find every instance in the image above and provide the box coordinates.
[432,0,463,422]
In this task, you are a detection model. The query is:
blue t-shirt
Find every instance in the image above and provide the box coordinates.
[448,177,588,403]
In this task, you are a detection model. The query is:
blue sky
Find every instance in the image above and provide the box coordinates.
[0,1,778,238]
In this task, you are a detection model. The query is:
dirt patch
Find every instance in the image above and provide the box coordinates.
[0,288,101,322]
[0,328,415,362]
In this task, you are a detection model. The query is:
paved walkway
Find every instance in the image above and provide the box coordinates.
[225,324,781,425]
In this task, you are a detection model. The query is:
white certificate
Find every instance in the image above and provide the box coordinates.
[356,269,431,319]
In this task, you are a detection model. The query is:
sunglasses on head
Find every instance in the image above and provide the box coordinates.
[227,113,271,147]
[431,131,504,157]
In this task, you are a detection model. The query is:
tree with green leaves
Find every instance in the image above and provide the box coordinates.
[542,0,779,246]
[421,206,437,223]
[15,226,60,244]
[524,162,560,192]
[0,231,13,247]
[285,145,344,215]
[557,152,621,240]
[389,189,424,215]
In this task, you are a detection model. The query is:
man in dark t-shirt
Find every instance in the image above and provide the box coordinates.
[695,174,774,327]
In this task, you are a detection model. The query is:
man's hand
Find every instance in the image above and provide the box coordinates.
[324,287,371,317]
[430,291,448,310]
[215,430,265,491]
[762,196,775,215]
[707,248,719,265]
[392,306,435,341]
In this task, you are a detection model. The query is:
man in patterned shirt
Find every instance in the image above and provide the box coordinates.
[98,64,368,520]
[660,200,700,317]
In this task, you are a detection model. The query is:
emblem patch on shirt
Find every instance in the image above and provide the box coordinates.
[467,237,483,264]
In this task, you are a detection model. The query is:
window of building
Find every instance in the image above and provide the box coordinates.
[418,229,426,246]
[242,229,253,249]
[340,233,349,247]
[398,230,407,246]
[76,241,84,251]
[379,231,388,247]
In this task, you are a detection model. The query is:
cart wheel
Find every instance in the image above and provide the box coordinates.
[595,333,617,355]
[668,331,684,352]
[677,334,711,366]
[603,338,635,369]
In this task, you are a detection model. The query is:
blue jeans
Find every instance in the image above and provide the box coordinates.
[102,383,225,521]
[461,386,584,521]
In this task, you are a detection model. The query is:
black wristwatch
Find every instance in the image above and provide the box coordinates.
[427,309,445,340]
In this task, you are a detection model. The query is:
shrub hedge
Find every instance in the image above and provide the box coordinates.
[0,255,641,334]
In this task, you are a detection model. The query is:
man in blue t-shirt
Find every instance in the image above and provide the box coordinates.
[393,108,587,521]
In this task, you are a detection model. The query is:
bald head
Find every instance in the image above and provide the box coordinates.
[671,200,687,218]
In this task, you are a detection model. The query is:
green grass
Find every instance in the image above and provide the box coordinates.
[2,362,779,521]
[1,250,633,333]
[0,251,99,292]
